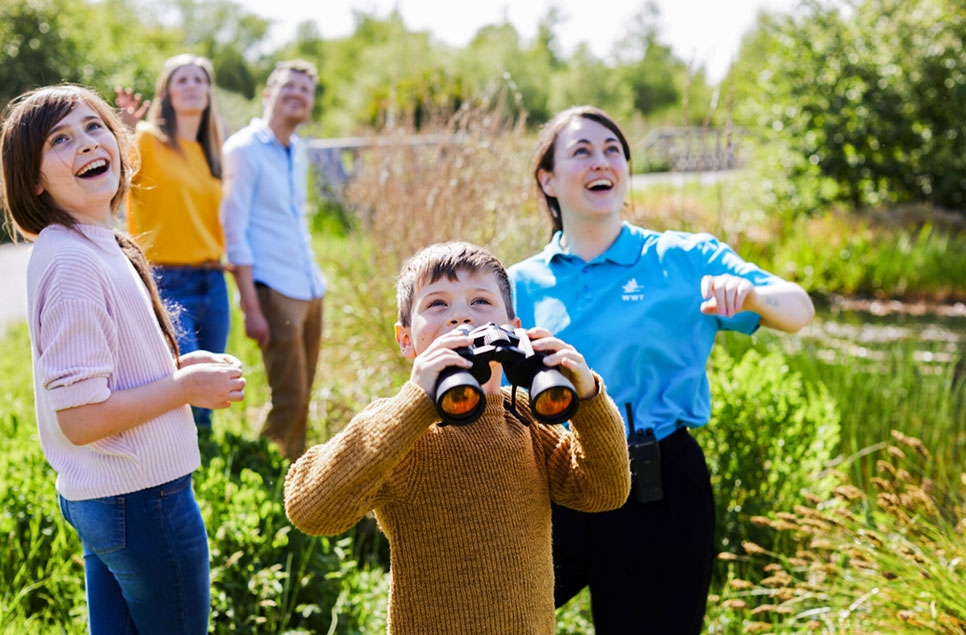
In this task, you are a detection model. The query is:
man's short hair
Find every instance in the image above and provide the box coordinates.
[266,59,319,89]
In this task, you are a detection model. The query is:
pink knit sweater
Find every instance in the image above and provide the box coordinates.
[26,223,199,500]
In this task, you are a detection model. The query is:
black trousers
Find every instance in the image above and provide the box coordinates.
[553,428,716,635]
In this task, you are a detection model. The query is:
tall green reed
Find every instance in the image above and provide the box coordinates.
[709,430,966,634]
[720,320,966,481]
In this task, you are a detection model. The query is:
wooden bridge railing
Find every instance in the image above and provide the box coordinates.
[640,126,747,172]
[305,134,453,201]
[306,127,746,203]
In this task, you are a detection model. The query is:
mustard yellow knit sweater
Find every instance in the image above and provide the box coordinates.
[284,378,630,634]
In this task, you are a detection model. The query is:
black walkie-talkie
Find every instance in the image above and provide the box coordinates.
[626,403,663,503]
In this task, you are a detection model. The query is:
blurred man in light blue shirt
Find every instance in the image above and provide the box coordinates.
[222,59,326,460]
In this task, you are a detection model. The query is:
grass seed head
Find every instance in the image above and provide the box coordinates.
[743,541,768,555]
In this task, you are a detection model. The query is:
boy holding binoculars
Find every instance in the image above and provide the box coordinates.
[284,241,630,634]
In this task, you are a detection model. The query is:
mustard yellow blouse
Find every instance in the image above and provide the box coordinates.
[126,124,223,265]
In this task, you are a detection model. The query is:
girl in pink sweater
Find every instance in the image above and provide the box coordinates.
[0,85,246,635]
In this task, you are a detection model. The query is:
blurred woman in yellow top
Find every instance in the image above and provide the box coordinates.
[118,54,229,431]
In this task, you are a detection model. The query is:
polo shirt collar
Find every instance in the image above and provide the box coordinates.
[543,222,642,266]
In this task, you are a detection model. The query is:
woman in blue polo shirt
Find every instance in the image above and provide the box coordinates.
[508,105,814,634]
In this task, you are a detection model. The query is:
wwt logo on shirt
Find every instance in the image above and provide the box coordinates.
[621,278,645,302]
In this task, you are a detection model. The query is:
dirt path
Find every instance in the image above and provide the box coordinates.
[0,242,30,330]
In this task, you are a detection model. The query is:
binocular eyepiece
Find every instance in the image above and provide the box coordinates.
[433,323,579,426]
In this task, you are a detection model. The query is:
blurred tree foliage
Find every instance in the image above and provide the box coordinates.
[0,0,176,105]
[2,0,965,219]
[0,0,699,134]
[730,0,966,215]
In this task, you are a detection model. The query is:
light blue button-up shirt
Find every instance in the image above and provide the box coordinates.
[221,118,326,301]
[509,222,778,441]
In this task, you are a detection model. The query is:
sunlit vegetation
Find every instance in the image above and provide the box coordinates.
[1,0,965,632]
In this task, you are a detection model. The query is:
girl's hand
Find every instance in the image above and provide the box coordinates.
[700,274,757,318]
[175,363,246,410]
[524,327,598,400]
[179,350,243,369]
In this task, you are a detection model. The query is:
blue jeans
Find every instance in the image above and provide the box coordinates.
[155,265,230,428]
[59,474,210,635]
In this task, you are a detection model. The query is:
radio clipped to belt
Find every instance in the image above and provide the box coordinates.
[626,403,663,503]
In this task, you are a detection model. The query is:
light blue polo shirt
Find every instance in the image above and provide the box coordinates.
[508,222,779,441]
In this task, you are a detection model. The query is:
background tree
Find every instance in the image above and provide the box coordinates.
[456,22,552,123]
[549,43,632,122]
[613,2,680,120]
[142,0,270,98]
[0,0,93,104]
[0,0,174,104]
[737,0,966,214]
[317,12,463,133]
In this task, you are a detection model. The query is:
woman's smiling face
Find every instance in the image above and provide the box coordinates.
[538,116,630,223]
[166,63,211,116]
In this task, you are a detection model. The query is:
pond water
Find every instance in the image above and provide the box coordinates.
[804,298,965,368]
[742,297,965,463]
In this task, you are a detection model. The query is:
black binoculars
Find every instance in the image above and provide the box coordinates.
[433,322,579,426]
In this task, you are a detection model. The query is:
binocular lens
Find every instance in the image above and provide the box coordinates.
[532,386,576,421]
[439,385,482,418]
[435,365,487,425]
[432,324,581,426]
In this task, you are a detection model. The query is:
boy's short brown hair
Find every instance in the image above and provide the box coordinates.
[396,242,514,327]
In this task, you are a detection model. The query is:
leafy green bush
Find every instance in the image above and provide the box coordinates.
[765,211,966,301]
[703,347,841,557]
[196,432,390,634]
[740,0,966,212]
[0,322,389,634]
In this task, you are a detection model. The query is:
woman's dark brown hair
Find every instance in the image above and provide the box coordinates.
[1,85,181,360]
[531,105,632,236]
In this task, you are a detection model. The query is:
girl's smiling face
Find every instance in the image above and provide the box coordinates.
[37,102,121,226]
[538,116,630,224]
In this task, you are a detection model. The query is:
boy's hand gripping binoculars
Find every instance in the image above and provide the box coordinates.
[433,323,579,427]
